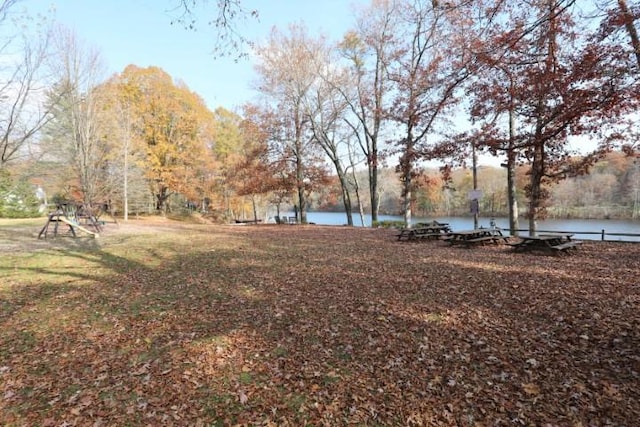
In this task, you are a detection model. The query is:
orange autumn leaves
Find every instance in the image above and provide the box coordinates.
[103,65,218,211]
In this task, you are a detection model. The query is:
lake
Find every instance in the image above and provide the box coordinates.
[277,212,640,242]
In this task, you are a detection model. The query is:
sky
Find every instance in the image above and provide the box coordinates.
[14,0,509,169]
[20,0,597,168]
[6,0,509,169]
[24,0,365,111]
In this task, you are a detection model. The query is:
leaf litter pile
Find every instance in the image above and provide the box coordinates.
[1,220,638,426]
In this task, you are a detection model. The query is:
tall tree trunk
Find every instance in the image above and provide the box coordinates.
[507,100,519,236]
[156,187,170,213]
[528,0,558,235]
[297,190,307,223]
[354,173,366,227]
[506,155,519,235]
[528,140,544,235]
[329,158,353,226]
[400,147,414,227]
[344,142,366,226]
[338,173,354,226]
[403,177,412,226]
[472,142,479,229]
[296,161,307,224]
[252,196,258,222]
[348,149,366,227]
[369,152,379,223]
[618,0,640,68]
[294,105,307,224]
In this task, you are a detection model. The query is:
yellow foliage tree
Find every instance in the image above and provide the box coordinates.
[112,65,216,212]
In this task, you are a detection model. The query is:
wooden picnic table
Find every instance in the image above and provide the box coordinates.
[508,233,582,255]
[415,221,451,232]
[397,223,451,241]
[445,228,507,247]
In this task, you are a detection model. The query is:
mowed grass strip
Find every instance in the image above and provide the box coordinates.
[0,217,638,426]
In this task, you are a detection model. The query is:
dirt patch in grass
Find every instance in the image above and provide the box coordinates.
[1,219,639,425]
[0,216,200,253]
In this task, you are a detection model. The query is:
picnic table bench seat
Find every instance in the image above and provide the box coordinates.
[418,232,446,240]
[492,234,511,243]
[396,226,449,241]
[449,235,497,247]
[396,232,446,241]
[465,236,496,244]
[550,240,582,251]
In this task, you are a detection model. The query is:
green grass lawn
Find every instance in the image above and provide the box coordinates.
[1,217,638,425]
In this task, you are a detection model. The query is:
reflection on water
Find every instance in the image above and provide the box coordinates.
[289,212,640,242]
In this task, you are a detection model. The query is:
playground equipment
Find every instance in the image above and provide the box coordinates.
[38,203,104,239]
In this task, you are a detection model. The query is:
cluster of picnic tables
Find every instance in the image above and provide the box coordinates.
[397,221,581,255]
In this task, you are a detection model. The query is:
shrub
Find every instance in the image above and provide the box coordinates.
[0,171,41,218]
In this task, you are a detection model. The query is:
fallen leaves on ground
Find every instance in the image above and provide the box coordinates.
[1,220,639,425]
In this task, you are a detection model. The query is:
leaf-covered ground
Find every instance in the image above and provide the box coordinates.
[1,218,638,426]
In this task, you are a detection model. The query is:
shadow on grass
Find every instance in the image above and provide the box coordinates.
[1,225,638,425]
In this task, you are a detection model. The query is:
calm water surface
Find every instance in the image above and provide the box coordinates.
[283,212,640,242]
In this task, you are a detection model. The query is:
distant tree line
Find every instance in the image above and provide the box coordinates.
[311,151,640,220]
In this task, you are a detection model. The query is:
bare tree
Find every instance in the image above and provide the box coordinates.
[301,36,360,226]
[45,26,108,206]
[254,24,331,224]
[389,1,476,226]
[169,0,258,60]
[0,1,57,168]
[338,0,400,223]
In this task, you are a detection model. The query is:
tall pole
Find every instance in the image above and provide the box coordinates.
[634,160,639,219]
[472,142,479,229]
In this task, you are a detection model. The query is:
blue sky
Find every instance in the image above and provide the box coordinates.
[25,0,364,111]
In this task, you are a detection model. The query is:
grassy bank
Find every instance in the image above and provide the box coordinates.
[1,217,638,425]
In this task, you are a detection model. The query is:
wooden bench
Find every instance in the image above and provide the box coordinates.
[396,229,413,241]
[419,232,446,240]
[448,235,495,246]
[492,235,510,244]
[550,240,582,251]
[466,236,496,245]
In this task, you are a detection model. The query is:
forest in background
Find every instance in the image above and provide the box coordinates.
[4,147,639,221]
[312,150,640,220]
